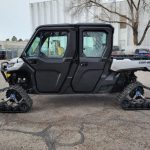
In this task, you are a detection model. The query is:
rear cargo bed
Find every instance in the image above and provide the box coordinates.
[111,55,150,71]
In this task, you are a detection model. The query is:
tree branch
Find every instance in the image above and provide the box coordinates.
[70,0,150,46]
[126,0,135,22]
[89,10,133,28]
[126,0,131,9]
[97,18,132,28]
[138,20,150,45]
[88,0,132,22]
[137,0,141,10]
[130,0,138,10]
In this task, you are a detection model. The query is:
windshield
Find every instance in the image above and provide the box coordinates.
[26,36,40,57]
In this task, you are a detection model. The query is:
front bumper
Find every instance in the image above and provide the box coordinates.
[1,62,9,81]
[1,62,9,72]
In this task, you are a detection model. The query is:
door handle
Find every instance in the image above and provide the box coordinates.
[80,62,88,67]
[63,57,72,62]
[28,59,37,64]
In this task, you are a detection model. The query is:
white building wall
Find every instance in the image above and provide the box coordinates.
[29,0,119,46]
[29,0,150,51]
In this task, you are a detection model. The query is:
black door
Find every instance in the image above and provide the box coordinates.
[72,26,113,92]
[24,27,76,93]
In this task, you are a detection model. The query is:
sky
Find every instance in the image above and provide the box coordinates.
[0,0,125,41]
[0,0,31,41]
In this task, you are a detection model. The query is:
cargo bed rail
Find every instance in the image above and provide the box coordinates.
[112,55,150,60]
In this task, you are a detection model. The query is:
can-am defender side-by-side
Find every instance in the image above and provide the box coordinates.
[1,23,150,113]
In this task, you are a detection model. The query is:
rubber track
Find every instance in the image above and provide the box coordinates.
[0,85,33,113]
[118,81,150,110]
[118,82,143,102]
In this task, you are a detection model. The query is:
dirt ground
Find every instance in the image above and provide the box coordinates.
[0,60,150,150]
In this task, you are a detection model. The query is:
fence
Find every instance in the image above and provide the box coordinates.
[0,49,24,60]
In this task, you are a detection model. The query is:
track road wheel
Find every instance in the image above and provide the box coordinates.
[121,99,130,109]
[0,85,33,113]
[129,86,144,99]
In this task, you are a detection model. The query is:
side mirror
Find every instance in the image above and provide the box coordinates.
[22,52,27,57]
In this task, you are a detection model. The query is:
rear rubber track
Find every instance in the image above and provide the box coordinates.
[118,81,150,110]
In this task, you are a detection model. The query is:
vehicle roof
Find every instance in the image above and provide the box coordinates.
[36,23,114,31]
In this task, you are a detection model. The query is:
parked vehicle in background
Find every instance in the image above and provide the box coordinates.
[0,50,6,59]
[111,46,125,55]
[0,49,18,60]
[6,50,18,60]
[135,49,150,57]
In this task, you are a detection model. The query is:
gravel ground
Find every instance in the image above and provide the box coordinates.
[0,60,150,150]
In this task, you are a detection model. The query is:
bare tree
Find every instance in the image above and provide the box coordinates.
[70,0,150,46]
[11,36,17,42]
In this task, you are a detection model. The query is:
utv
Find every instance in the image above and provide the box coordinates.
[1,23,150,113]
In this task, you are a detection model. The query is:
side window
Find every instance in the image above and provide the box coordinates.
[27,36,40,57]
[40,31,68,58]
[83,31,107,57]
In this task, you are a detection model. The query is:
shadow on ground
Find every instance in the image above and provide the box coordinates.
[32,94,119,112]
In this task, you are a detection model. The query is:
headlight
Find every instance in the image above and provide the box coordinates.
[7,63,15,68]
[5,73,11,78]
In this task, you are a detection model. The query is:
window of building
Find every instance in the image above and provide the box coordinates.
[120,16,127,29]
[83,31,107,57]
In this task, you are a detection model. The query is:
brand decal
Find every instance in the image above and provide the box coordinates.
[139,61,150,64]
